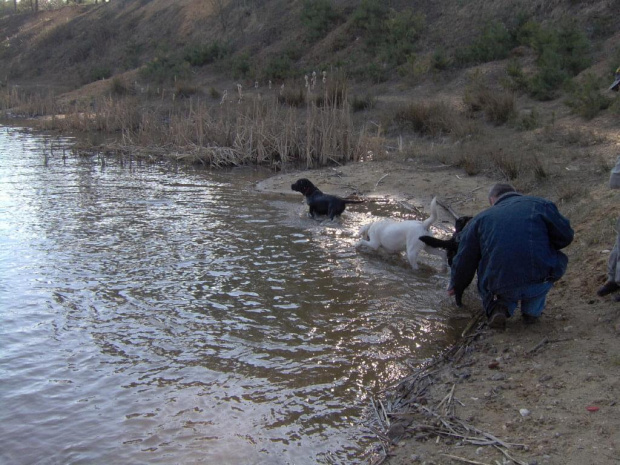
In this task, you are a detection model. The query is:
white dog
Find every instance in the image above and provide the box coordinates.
[356,197,447,270]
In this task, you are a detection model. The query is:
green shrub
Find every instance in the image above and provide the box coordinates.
[431,48,450,71]
[351,0,389,47]
[89,66,112,82]
[504,59,529,91]
[184,41,231,67]
[525,19,591,100]
[300,0,340,41]
[383,10,425,66]
[564,72,612,119]
[140,55,190,83]
[229,53,251,79]
[455,21,516,65]
[264,55,295,80]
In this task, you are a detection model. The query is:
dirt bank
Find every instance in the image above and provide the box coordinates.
[256,157,620,465]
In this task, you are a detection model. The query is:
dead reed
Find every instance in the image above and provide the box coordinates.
[4,78,367,169]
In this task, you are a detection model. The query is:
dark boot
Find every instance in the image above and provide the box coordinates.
[488,304,509,330]
[597,281,620,297]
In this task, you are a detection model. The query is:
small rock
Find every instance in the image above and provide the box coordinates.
[520,408,531,417]
[488,361,500,369]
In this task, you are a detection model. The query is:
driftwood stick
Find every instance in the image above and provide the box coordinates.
[375,173,389,189]
[461,312,485,338]
[526,337,549,354]
[436,198,459,219]
[440,454,491,465]
[494,445,529,465]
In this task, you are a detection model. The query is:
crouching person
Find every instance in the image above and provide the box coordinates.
[448,183,574,330]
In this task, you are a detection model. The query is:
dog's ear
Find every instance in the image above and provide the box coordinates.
[455,216,473,232]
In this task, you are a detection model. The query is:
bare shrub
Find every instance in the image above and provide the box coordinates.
[278,86,306,107]
[393,101,462,137]
[464,84,516,125]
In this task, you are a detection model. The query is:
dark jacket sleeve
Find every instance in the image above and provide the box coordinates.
[544,202,574,250]
[450,221,481,300]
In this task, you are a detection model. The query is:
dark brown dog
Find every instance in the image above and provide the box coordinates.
[291,178,363,221]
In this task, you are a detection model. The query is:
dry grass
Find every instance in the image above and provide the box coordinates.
[17,84,366,168]
[392,100,481,139]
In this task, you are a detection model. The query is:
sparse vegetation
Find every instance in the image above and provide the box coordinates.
[564,72,612,119]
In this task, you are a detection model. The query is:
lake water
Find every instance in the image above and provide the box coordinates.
[0,125,461,464]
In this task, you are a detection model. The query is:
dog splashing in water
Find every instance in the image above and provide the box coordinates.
[355,197,448,271]
[291,178,364,221]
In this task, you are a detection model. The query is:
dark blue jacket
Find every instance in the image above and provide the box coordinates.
[450,192,574,305]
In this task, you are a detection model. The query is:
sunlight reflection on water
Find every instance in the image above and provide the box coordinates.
[0,126,461,464]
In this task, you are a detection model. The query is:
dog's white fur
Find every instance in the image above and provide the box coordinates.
[355,197,447,270]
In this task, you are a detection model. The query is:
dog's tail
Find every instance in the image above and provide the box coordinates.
[422,197,438,230]
[419,235,450,250]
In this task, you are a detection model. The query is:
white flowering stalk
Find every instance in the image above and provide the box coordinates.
[220,89,228,105]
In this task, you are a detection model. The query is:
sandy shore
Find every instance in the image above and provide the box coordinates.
[256,158,620,465]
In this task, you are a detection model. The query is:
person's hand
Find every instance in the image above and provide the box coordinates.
[448,286,463,307]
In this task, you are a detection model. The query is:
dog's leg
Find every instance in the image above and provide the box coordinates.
[406,241,422,270]
[423,244,449,272]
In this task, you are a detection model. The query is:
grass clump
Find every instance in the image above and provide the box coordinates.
[351,94,376,112]
[464,79,516,125]
[393,101,469,138]
[515,108,541,131]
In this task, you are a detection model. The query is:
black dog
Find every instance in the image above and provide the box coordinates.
[291,178,363,221]
[419,215,473,307]
[419,215,473,267]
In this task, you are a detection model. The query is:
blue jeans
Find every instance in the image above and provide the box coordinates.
[485,281,554,318]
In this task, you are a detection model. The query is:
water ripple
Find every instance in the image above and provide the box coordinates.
[0,126,459,464]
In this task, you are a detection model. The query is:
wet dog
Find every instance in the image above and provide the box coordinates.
[291,178,363,221]
[418,216,473,267]
[356,197,447,270]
